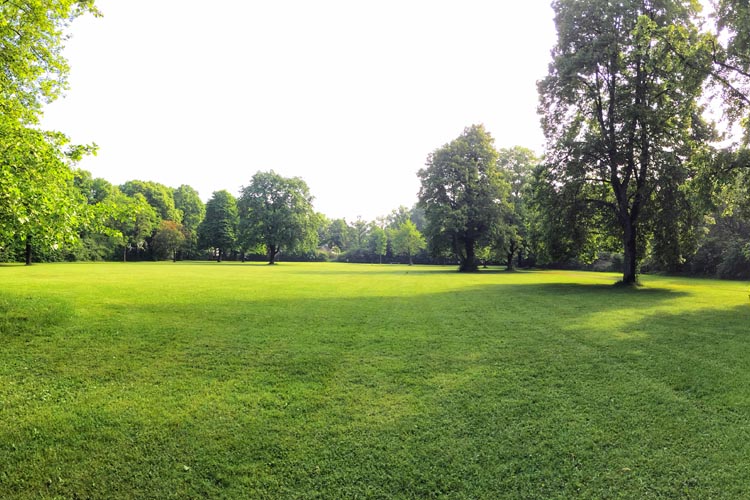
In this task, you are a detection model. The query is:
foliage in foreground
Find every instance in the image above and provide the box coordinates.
[1,263,749,498]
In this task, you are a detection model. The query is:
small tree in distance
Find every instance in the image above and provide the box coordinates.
[391,220,426,265]
[153,220,186,262]
[368,226,388,264]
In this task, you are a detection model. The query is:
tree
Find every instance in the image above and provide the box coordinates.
[351,217,369,249]
[105,190,159,262]
[368,226,388,264]
[0,0,100,124]
[418,124,510,272]
[120,180,181,223]
[173,184,205,258]
[391,220,426,265]
[198,190,238,262]
[324,218,350,252]
[711,0,750,142]
[0,1,98,263]
[238,171,318,264]
[494,147,539,270]
[538,0,713,284]
[0,121,92,264]
[152,220,186,262]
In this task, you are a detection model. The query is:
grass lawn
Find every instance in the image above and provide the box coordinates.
[1,262,749,498]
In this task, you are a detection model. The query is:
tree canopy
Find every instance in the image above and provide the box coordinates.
[538,0,714,284]
[198,190,238,262]
[238,171,318,264]
[0,0,99,124]
[418,125,510,272]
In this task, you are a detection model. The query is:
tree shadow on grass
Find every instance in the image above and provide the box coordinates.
[2,276,743,499]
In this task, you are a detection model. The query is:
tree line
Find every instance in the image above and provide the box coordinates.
[2,1,749,281]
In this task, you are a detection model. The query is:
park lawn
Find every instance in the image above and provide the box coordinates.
[0,262,749,499]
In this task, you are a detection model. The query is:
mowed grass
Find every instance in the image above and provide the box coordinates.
[1,262,749,499]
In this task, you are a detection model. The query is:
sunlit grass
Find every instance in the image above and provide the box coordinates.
[1,262,749,498]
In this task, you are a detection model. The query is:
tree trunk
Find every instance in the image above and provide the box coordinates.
[25,235,32,266]
[408,252,413,266]
[459,238,477,272]
[507,251,515,271]
[622,220,638,285]
[268,244,278,265]
[123,246,127,262]
[172,250,177,262]
[216,248,222,262]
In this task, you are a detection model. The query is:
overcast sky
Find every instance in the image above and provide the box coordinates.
[41,1,557,221]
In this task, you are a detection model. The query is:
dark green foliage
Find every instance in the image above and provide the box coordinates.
[418,125,510,272]
[539,0,714,283]
[237,171,319,264]
[198,190,238,262]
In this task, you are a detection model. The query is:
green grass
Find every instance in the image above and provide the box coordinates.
[1,262,749,499]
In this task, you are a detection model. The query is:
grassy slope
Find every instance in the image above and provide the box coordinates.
[1,262,749,499]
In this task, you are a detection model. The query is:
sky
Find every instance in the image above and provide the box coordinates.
[41,0,557,221]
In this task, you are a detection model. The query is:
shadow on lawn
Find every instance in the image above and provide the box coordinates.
[3,279,750,499]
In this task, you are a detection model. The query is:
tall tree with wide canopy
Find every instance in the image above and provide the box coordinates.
[198,190,238,262]
[238,170,318,265]
[538,0,714,284]
[418,125,510,272]
[0,0,98,263]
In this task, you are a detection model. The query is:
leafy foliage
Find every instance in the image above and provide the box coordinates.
[390,220,426,265]
[238,171,319,264]
[198,190,238,262]
[0,119,90,263]
[0,0,99,124]
[539,0,714,283]
[418,125,510,272]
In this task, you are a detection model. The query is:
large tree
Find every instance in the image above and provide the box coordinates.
[198,190,238,262]
[0,0,98,263]
[238,170,318,265]
[538,0,713,284]
[0,122,91,264]
[418,124,510,272]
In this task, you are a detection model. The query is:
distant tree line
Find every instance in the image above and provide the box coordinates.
[2,0,749,281]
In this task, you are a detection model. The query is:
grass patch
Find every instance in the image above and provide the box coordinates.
[1,262,749,498]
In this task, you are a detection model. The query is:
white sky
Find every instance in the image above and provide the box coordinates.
[41,0,557,221]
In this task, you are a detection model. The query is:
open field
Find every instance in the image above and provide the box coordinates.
[1,262,749,498]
